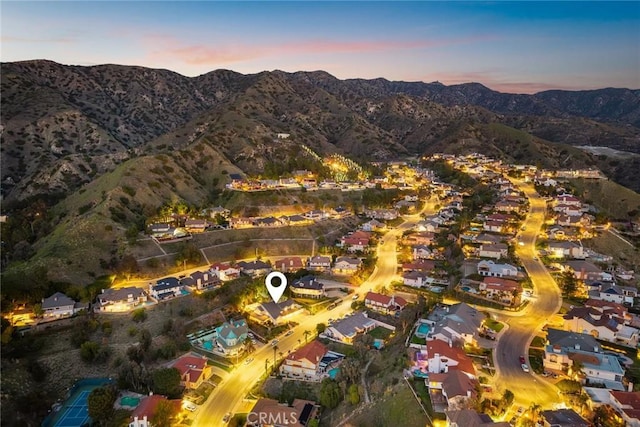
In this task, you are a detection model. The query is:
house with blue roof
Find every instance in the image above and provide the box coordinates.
[215,318,249,356]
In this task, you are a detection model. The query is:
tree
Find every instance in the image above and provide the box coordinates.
[560,271,578,297]
[303,330,311,344]
[117,254,139,280]
[347,384,360,405]
[502,389,514,407]
[80,341,101,362]
[244,336,255,354]
[88,385,117,426]
[125,225,140,245]
[151,400,178,427]
[132,308,147,323]
[152,367,182,398]
[316,323,326,335]
[319,379,342,409]
[139,328,152,351]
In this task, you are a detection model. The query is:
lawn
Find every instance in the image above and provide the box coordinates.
[531,336,546,348]
[344,384,430,427]
[368,326,393,340]
[410,335,426,345]
[528,348,545,374]
[412,379,445,421]
[484,318,504,333]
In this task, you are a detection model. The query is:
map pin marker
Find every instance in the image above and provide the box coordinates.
[265,271,288,303]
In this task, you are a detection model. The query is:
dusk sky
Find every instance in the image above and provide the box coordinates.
[1,1,639,94]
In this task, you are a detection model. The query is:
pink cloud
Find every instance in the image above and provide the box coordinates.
[142,34,493,66]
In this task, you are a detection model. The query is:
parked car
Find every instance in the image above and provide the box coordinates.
[184,401,197,412]
[519,355,526,364]
[516,406,524,415]
[285,330,294,337]
[521,364,530,373]
[223,413,231,423]
[271,339,279,347]
[244,357,254,365]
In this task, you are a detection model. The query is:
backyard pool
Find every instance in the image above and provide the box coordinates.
[120,396,140,407]
[416,323,430,336]
[413,369,429,379]
[328,368,340,379]
[202,341,213,351]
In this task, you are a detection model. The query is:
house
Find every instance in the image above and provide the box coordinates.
[129,395,181,427]
[415,220,438,233]
[402,259,436,273]
[423,339,476,377]
[333,257,361,275]
[274,257,305,273]
[548,241,585,259]
[405,232,436,246]
[41,292,87,320]
[610,391,640,427]
[362,219,386,232]
[429,303,482,346]
[291,276,326,299]
[540,409,590,427]
[304,210,326,220]
[180,270,219,291]
[554,204,583,217]
[324,312,377,344]
[184,218,209,232]
[482,221,504,233]
[171,354,212,389]
[478,243,508,260]
[364,208,399,220]
[565,260,613,282]
[246,398,320,427]
[445,409,511,427]
[149,223,171,236]
[556,194,582,207]
[307,255,332,271]
[280,340,328,380]
[427,370,478,411]
[209,263,240,282]
[475,233,504,245]
[96,287,147,312]
[557,214,590,228]
[544,329,625,390]
[403,271,428,288]
[237,260,272,277]
[494,200,520,213]
[563,305,639,347]
[486,213,516,224]
[412,245,433,260]
[548,226,568,240]
[250,300,304,326]
[364,292,408,314]
[150,277,183,300]
[284,215,312,226]
[215,318,249,356]
[477,260,518,278]
[340,231,371,252]
[594,283,637,305]
[479,277,521,305]
[254,217,282,227]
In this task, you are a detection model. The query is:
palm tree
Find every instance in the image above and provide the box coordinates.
[244,336,255,354]
[303,330,311,344]
[571,359,585,381]
[273,345,279,369]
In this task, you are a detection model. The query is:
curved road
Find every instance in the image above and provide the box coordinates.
[192,200,437,426]
[493,180,562,408]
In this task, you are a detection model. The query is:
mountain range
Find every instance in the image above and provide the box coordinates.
[1,60,639,283]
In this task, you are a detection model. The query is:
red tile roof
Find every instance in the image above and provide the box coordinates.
[426,340,476,376]
[131,395,180,420]
[286,340,327,366]
[173,355,207,384]
[611,391,640,409]
[483,277,520,291]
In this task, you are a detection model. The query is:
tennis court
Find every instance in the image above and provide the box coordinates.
[53,389,91,427]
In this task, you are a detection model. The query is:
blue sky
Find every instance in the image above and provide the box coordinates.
[1,1,638,93]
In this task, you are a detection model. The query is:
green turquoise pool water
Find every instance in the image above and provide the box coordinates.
[120,396,140,407]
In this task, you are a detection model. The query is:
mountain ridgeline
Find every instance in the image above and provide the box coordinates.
[2,60,639,203]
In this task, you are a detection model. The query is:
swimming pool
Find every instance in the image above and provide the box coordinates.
[461,286,472,292]
[413,369,429,379]
[328,368,340,379]
[202,341,213,351]
[416,323,430,336]
[120,396,140,407]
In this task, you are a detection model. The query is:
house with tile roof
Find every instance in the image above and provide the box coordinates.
[610,391,640,427]
[171,354,212,390]
[129,394,181,427]
[427,369,479,411]
[478,243,508,260]
[540,409,589,427]
[180,270,220,291]
[279,340,328,380]
[274,257,305,273]
[563,304,639,347]
[445,409,510,427]
[209,263,240,282]
[364,292,408,315]
[422,340,476,378]
[333,256,361,275]
[237,260,272,277]
[477,260,518,278]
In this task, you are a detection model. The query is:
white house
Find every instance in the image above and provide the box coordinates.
[96,287,147,313]
[41,292,86,320]
[413,245,433,260]
[548,241,585,259]
[477,260,518,278]
[324,312,383,344]
[209,263,240,281]
[150,277,183,300]
[364,292,408,314]
[307,256,332,271]
[403,271,428,288]
[333,257,361,275]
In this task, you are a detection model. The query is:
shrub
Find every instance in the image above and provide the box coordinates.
[132,308,147,323]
